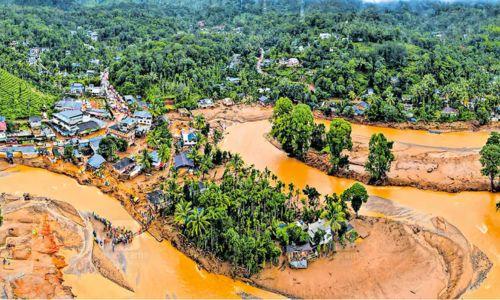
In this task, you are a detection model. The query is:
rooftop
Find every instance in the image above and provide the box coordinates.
[146,190,165,206]
[113,157,135,171]
[133,110,152,119]
[88,153,106,169]
[173,152,194,170]
[55,110,83,119]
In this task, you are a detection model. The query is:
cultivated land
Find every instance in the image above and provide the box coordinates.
[0,68,55,119]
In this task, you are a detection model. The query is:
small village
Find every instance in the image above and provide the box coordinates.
[0,64,364,270]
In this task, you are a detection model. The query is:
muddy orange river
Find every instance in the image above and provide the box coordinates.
[0,166,279,299]
[322,120,492,149]
[221,120,499,298]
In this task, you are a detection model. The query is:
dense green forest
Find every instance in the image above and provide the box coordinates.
[0,0,498,122]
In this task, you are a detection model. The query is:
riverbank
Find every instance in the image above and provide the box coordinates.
[253,215,491,299]
[194,104,494,192]
[268,134,490,193]
[0,166,280,298]
[0,194,134,298]
[314,110,500,132]
[8,157,234,277]
[191,102,499,133]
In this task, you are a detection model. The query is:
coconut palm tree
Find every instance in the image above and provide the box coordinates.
[186,208,210,238]
[157,144,171,166]
[139,149,153,173]
[174,200,192,226]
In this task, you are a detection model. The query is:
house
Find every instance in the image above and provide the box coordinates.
[354,101,370,116]
[258,96,271,106]
[107,117,137,144]
[41,127,56,140]
[55,98,83,111]
[86,84,103,96]
[86,108,111,120]
[173,152,194,170]
[133,110,153,129]
[222,98,234,107]
[124,95,136,106]
[112,157,136,177]
[441,107,459,117]
[87,153,106,170]
[181,130,198,147]
[77,120,103,136]
[286,243,314,269]
[0,116,7,141]
[307,219,333,246]
[87,30,98,41]
[150,151,165,169]
[226,77,240,84]
[69,83,85,95]
[3,146,38,159]
[187,181,207,199]
[29,116,42,129]
[89,135,105,153]
[198,98,215,109]
[51,110,84,136]
[319,33,331,39]
[146,190,171,214]
[178,108,191,117]
[279,58,300,67]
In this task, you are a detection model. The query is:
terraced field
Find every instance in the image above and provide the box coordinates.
[0,68,55,119]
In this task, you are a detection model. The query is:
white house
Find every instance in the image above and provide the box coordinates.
[133,110,153,128]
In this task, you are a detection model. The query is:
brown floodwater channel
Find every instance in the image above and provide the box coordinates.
[220,120,499,298]
[319,120,492,149]
[0,165,280,299]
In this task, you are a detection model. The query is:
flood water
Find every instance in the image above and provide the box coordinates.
[221,120,499,298]
[320,120,492,149]
[0,165,280,299]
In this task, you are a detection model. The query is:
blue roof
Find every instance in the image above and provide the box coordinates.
[184,132,197,142]
[89,135,105,150]
[121,117,137,126]
[88,154,106,169]
[124,95,136,103]
[173,152,194,169]
[2,146,37,154]
[57,110,83,119]
[56,100,83,110]
[358,101,369,109]
[133,110,152,119]
[150,151,159,164]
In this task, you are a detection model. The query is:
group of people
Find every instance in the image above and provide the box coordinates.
[91,212,135,247]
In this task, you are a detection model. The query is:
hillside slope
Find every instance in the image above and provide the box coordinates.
[0,68,55,119]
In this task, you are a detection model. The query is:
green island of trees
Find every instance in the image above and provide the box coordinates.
[480,132,499,192]
[165,150,367,275]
